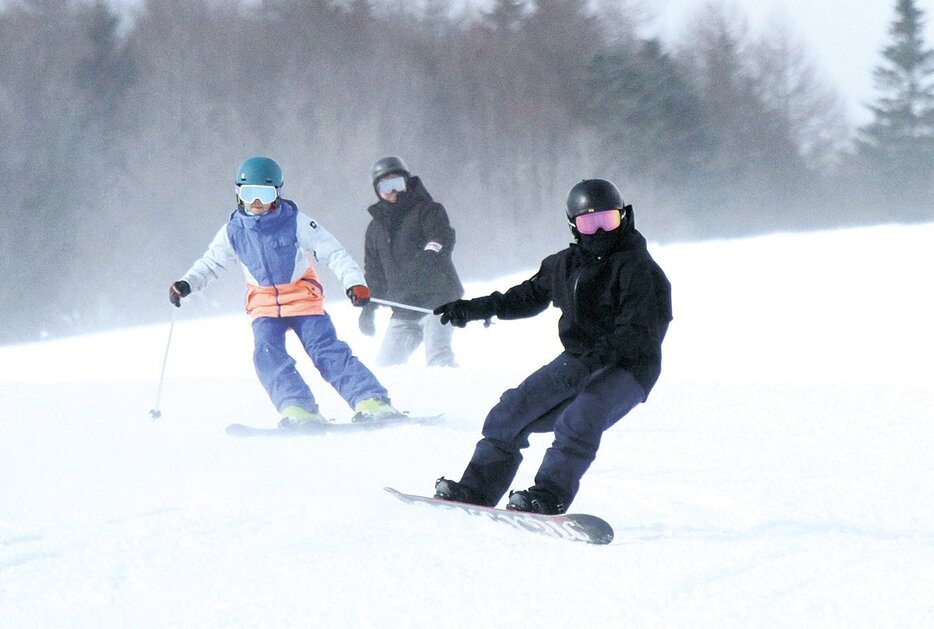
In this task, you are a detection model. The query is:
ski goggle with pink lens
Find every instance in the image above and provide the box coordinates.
[238,184,279,205]
[376,175,406,195]
[574,209,622,235]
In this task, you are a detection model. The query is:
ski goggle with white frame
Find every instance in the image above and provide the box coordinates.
[237,184,279,205]
[376,175,406,195]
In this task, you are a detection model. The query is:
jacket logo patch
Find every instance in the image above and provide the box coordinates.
[309,220,318,229]
[424,241,442,253]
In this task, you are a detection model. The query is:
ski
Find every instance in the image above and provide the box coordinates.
[384,487,614,545]
[225,414,442,437]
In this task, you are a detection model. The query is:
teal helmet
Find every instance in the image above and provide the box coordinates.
[236,156,283,187]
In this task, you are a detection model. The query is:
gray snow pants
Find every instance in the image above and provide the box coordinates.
[376,314,456,367]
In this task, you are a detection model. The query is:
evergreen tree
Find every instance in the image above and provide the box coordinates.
[586,39,710,189]
[750,20,849,172]
[856,0,934,192]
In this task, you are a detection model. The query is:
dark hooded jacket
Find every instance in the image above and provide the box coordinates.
[364,177,464,317]
[467,210,672,396]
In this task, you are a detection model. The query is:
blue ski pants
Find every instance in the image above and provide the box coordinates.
[252,314,388,413]
[459,352,645,509]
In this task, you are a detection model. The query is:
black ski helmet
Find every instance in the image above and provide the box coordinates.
[371,156,410,183]
[565,179,624,221]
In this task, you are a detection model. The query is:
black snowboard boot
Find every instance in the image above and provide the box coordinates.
[434,477,484,505]
[506,488,565,515]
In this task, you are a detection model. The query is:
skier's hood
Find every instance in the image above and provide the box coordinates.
[367,176,433,220]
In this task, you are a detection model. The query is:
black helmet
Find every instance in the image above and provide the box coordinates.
[566,179,624,221]
[371,156,410,183]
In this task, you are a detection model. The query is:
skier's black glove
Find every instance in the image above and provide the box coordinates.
[169,280,190,307]
[346,285,371,307]
[433,297,495,328]
[359,303,377,336]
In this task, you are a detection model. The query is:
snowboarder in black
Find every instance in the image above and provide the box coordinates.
[433,179,672,514]
[360,156,464,367]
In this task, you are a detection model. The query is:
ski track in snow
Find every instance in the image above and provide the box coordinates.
[1,224,933,627]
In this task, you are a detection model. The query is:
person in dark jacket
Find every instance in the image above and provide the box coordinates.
[432,179,672,514]
[360,156,464,367]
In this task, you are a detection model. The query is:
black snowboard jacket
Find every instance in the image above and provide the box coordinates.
[468,213,672,396]
[364,177,464,317]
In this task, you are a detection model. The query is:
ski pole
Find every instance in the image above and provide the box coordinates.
[369,297,434,314]
[369,297,492,327]
[149,307,177,420]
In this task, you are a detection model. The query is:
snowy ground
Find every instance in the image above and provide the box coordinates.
[1,223,933,627]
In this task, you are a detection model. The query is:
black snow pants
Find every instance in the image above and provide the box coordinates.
[459,351,645,509]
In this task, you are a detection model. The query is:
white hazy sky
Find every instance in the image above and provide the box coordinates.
[648,0,934,126]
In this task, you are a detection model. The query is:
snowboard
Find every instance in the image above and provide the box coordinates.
[226,414,442,437]
[384,487,614,545]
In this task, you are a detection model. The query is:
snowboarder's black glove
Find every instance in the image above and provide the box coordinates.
[579,338,633,371]
[169,280,190,307]
[434,300,466,327]
[578,349,605,371]
[433,297,495,328]
[359,303,377,336]
[347,285,371,307]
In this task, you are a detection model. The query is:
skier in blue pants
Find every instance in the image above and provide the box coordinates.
[433,179,672,514]
[169,156,403,426]
[250,316,388,419]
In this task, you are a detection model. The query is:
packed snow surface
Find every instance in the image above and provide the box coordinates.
[1,224,933,627]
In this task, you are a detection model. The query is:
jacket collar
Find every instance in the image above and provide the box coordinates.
[231,198,296,228]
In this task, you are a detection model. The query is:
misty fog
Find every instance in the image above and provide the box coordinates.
[1,0,931,343]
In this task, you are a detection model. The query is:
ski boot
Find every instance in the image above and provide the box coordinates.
[278,405,330,429]
[434,477,484,505]
[352,397,405,422]
[505,488,565,515]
